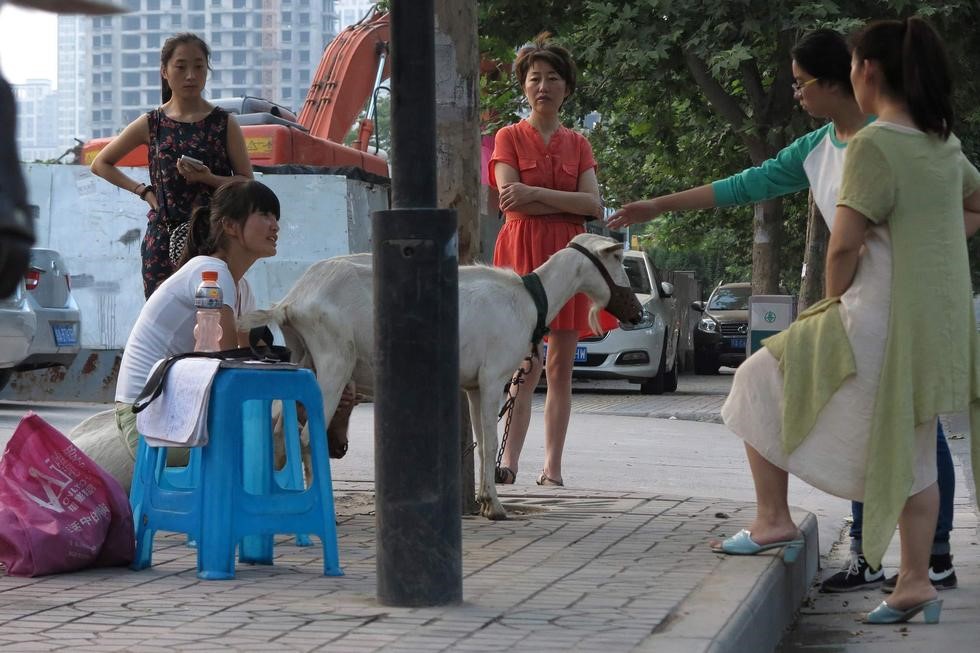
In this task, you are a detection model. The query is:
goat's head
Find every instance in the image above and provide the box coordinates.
[566,233,643,333]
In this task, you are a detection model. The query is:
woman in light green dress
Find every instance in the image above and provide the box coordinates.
[716,17,980,625]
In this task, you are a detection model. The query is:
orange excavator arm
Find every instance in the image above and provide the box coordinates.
[298,10,389,150]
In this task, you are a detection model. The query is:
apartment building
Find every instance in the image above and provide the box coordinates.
[335,0,378,30]
[14,80,60,162]
[77,0,337,139]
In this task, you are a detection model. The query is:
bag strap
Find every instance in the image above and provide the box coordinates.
[131,326,291,414]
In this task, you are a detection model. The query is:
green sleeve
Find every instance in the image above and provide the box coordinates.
[837,132,895,224]
[711,125,829,206]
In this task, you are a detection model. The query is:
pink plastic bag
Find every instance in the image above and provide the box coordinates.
[0,412,135,576]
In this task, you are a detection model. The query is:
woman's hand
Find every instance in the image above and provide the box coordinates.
[176,157,212,184]
[143,189,159,211]
[605,199,664,229]
[498,181,539,212]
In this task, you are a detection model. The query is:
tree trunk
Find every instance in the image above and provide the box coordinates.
[799,192,829,310]
[751,198,783,294]
[434,0,479,515]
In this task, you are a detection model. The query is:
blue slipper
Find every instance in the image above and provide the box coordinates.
[865,598,942,624]
[711,529,804,563]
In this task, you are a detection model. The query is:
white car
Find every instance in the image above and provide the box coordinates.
[0,281,37,392]
[19,248,81,370]
[572,250,680,394]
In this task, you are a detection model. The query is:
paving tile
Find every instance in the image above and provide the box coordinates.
[0,489,815,652]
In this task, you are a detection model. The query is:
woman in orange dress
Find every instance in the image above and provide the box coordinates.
[490,34,604,487]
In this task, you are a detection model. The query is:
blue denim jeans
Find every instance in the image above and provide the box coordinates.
[850,421,954,557]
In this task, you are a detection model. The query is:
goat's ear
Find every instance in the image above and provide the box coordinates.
[599,242,624,255]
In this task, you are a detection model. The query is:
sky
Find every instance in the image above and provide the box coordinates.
[0,4,58,87]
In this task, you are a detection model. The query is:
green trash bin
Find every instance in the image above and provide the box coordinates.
[748,295,797,355]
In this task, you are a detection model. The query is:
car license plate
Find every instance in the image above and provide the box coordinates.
[52,323,77,347]
[730,337,746,350]
[543,345,588,363]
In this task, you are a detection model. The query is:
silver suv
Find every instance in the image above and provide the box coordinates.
[572,250,679,394]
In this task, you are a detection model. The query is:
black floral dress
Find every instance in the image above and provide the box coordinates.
[143,107,234,297]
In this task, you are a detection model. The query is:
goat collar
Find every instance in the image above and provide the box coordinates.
[520,272,550,348]
[566,242,643,324]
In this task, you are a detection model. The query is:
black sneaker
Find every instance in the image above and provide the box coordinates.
[819,552,884,593]
[882,553,958,592]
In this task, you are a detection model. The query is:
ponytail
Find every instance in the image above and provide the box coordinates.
[176,204,215,268]
[851,17,953,139]
[902,17,953,139]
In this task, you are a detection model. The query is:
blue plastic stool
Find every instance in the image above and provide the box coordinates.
[163,400,312,548]
[129,366,342,579]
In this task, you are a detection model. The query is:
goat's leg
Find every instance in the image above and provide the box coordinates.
[306,347,356,463]
[473,385,507,520]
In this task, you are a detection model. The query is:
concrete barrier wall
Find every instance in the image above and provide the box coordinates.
[0,164,388,403]
[25,163,388,349]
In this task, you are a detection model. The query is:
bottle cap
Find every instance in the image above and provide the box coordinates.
[201,271,219,282]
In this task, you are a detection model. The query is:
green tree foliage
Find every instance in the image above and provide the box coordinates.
[478,0,980,292]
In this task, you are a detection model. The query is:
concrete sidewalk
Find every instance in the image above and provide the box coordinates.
[0,482,817,652]
[0,375,825,652]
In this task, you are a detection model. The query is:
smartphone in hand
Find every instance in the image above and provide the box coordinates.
[179,154,204,167]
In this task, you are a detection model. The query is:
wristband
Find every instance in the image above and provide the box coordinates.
[139,184,156,201]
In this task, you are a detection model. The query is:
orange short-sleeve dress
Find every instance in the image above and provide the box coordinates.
[490,119,610,336]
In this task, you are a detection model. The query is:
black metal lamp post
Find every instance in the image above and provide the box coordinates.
[372,0,462,607]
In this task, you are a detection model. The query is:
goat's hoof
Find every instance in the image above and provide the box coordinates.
[479,500,508,521]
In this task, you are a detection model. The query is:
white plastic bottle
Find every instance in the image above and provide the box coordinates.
[193,270,223,352]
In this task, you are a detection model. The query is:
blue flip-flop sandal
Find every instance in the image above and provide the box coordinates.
[711,529,804,563]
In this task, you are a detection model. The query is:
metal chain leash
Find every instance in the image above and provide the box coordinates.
[493,352,535,483]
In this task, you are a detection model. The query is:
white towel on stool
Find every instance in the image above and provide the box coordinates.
[136,358,222,447]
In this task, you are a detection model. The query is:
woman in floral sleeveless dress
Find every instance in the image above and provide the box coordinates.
[91,33,252,297]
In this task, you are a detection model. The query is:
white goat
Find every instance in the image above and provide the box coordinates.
[241,232,641,519]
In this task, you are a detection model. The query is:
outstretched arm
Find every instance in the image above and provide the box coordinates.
[606,129,817,230]
[605,184,717,229]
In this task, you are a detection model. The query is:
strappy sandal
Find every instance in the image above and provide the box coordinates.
[494,467,516,484]
[536,473,563,487]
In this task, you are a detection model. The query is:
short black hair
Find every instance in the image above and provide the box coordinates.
[792,29,853,96]
[514,32,577,97]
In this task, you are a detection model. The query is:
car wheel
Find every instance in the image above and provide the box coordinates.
[640,338,669,395]
[0,369,12,393]
[664,355,678,393]
[693,349,720,375]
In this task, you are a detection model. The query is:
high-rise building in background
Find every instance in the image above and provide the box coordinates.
[14,80,60,161]
[57,16,91,160]
[335,0,378,30]
[77,0,338,140]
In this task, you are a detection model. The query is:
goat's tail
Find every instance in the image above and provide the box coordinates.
[238,304,312,369]
[238,305,286,331]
